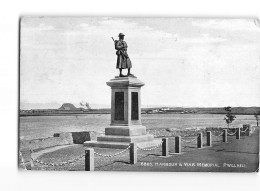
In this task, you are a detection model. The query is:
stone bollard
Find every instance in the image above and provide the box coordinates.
[85,148,94,171]
[246,125,251,136]
[242,124,251,136]
[223,129,227,142]
[236,128,240,140]
[175,136,181,153]
[130,143,137,164]
[197,133,203,148]
[162,138,168,157]
[206,131,212,147]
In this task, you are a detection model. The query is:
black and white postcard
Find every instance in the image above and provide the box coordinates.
[19,17,260,172]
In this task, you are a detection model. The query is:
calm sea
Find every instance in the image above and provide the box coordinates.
[19,114,256,140]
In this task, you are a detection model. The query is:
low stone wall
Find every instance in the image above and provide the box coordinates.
[72,131,99,144]
[147,128,207,138]
[20,131,101,151]
[147,124,255,138]
[54,131,100,144]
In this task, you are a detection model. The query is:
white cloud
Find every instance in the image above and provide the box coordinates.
[181,34,226,44]
[65,18,174,39]
[22,22,55,31]
[192,19,260,32]
[20,17,260,107]
[77,23,90,29]
[38,23,55,30]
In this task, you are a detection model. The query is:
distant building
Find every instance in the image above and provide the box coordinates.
[161,107,170,111]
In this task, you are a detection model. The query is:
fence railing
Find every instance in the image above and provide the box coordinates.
[22,124,252,171]
[84,125,252,171]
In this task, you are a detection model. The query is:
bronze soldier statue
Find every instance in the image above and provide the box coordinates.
[113,33,134,77]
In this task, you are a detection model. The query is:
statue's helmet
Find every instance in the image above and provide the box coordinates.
[118,33,125,37]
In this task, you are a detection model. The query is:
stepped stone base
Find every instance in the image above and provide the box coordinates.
[105,125,147,136]
[84,125,160,149]
[97,134,154,142]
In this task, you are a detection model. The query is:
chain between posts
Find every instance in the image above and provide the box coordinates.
[212,131,223,137]
[32,154,85,167]
[94,145,131,158]
[137,141,163,151]
[227,129,237,136]
[30,126,252,168]
[240,127,249,133]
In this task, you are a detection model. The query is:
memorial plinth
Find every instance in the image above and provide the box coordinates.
[84,76,160,149]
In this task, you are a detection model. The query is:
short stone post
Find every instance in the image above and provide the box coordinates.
[246,125,251,136]
[85,148,94,171]
[162,138,168,157]
[236,128,240,139]
[197,133,203,148]
[243,124,251,136]
[206,131,212,147]
[130,143,137,164]
[223,129,227,142]
[175,136,181,153]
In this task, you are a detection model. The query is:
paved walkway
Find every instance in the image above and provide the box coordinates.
[116,130,259,172]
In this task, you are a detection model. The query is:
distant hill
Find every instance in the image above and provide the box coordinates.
[59,103,78,110]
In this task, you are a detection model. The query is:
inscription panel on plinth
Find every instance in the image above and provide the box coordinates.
[131,92,139,120]
[114,92,124,120]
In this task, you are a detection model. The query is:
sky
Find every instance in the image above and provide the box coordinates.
[20,17,260,109]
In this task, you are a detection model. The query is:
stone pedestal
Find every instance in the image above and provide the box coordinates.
[84,76,160,149]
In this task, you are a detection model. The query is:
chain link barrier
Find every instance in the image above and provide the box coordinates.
[32,154,85,167]
[94,145,131,158]
[240,127,249,133]
[137,141,163,151]
[213,131,223,137]
[227,129,237,136]
[28,125,253,169]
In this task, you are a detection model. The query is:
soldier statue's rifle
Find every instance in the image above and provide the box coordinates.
[111,37,115,43]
